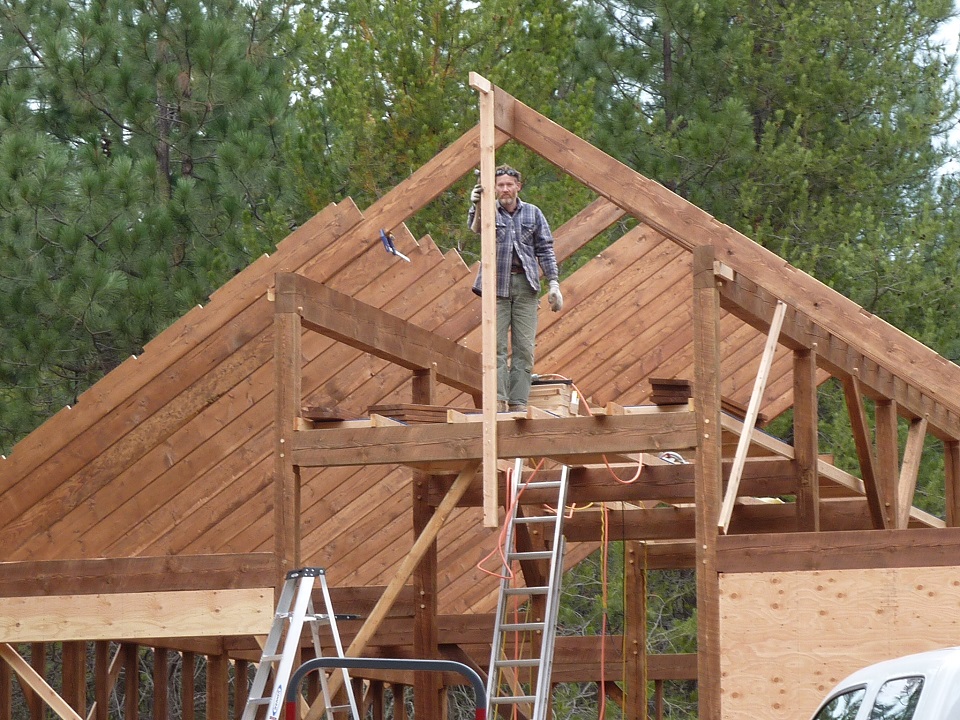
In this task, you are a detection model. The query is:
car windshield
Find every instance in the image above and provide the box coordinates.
[816,687,867,720]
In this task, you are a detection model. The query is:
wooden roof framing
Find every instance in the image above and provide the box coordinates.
[2,80,960,719]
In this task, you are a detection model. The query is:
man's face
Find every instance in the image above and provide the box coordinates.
[495,174,522,206]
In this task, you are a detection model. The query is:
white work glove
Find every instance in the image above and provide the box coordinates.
[470,184,482,203]
[547,280,563,312]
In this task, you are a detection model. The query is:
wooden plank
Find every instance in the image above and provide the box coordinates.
[470,71,499,529]
[291,412,697,467]
[718,300,785,533]
[0,643,82,720]
[793,348,820,531]
[897,417,927,529]
[0,554,275,598]
[275,301,303,580]
[0,589,273,642]
[692,245,722,720]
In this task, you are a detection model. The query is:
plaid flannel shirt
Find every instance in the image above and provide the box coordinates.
[469,198,558,297]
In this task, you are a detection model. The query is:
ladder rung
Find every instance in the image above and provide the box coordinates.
[504,586,548,595]
[520,480,562,490]
[491,695,537,704]
[507,551,552,560]
[260,654,283,662]
[494,658,541,668]
[246,698,270,707]
[514,515,557,524]
[501,621,544,631]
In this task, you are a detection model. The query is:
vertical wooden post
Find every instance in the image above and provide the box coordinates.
[206,653,229,720]
[875,398,899,525]
[944,440,960,527]
[154,647,169,720]
[0,651,9,720]
[29,643,45,720]
[624,541,648,720]
[62,641,86,717]
[233,659,248,720]
[897,417,928,528]
[412,366,443,720]
[94,641,109,720]
[182,652,196,720]
[469,71,499,528]
[692,246,722,720]
[123,643,139,720]
[793,347,820,531]
[275,274,304,582]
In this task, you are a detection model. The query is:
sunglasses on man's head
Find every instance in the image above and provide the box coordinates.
[495,168,521,179]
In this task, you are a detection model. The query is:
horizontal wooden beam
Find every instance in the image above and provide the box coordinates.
[275,273,482,395]
[0,588,273,642]
[0,553,276,598]
[291,411,697,467]
[717,527,960,573]
[429,457,799,506]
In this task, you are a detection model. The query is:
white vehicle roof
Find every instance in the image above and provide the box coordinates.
[813,647,960,720]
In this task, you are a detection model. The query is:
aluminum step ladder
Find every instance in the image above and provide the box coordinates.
[486,458,570,720]
[242,567,360,720]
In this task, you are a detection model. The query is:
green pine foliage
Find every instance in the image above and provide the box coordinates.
[0,0,295,452]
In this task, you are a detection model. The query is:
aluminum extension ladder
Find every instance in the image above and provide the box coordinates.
[486,458,570,720]
[242,567,360,720]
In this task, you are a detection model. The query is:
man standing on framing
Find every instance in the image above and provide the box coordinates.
[468,165,563,412]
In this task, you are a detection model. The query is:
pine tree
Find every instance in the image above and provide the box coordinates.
[0,0,295,452]
[283,0,597,264]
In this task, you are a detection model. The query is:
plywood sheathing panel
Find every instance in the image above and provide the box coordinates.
[720,567,960,720]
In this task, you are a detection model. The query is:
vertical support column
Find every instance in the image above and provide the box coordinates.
[206,653,229,720]
[692,246,722,720]
[0,651,9,720]
[123,643,139,720]
[945,440,960,527]
[94,641,109,720]
[62,641,86,717]
[29,643,45,720]
[793,347,820,531]
[154,647,169,720]
[875,399,899,526]
[182,652,196,720]
[275,274,304,582]
[233,659,248,720]
[469,71,499,528]
[412,366,443,720]
[624,541,648,720]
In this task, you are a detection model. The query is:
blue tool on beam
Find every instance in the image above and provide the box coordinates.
[379,229,411,262]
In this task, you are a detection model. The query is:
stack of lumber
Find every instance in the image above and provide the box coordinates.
[528,382,575,417]
[649,378,692,405]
